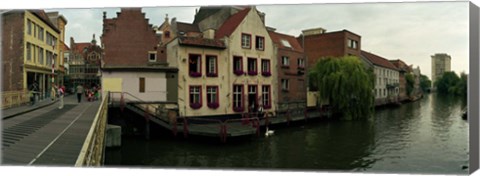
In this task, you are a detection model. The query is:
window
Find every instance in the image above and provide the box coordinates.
[149,52,156,62]
[26,43,31,61]
[206,86,219,109]
[281,39,291,48]
[46,51,52,66]
[281,79,289,91]
[255,36,264,50]
[33,24,37,38]
[38,27,44,41]
[261,59,271,76]
[241,33,251,49]
[206,55,217,77]
[281,56,289,67]
[348,39,358,49]
[298,58,305,68]
[27,20,32,35]
[139,77,145,93]
[38,48,44,65]
[189,54,201,77]
[247,58,257,75]
[233,56,243,75]
[262,85,271,109]
[233,85,244,112]
[189,86,202,109]
[164,31,170,38]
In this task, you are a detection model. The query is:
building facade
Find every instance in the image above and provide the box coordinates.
[67,35,103,90]
[390,59,410,102]
[298,28,361,69]
[268,30,306,111]
[46,12,68,87]
[360,51,400,106]
[165,7,277,118]
[431,53,451,86]
[2,10,64,101]
[101,8,178,102]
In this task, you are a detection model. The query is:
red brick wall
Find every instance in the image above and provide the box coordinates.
[277,49,306,103]
[2,12,25,91]
[102,9,164,66]
[300,31,361,69]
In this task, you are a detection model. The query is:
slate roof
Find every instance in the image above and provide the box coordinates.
[361,50,398,70]
[29,10,60,33]
[268,31,303,53]
[215,8,250,39]
[176,22,200,33]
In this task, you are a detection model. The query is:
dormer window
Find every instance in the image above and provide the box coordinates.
[348,39,358,49]
[281,39,291,48]
[148,51,157,62]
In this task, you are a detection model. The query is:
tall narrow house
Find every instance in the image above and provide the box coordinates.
[165,6,276,118]
[268,29,306,112]
[2,10,64,106]
[101,9,178,102]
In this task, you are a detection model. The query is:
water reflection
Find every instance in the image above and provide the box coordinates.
[105,93,468,174]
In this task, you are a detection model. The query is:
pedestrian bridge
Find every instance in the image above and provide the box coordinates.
[2,93,107,166]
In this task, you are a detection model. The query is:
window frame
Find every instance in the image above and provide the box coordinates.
[281,79,289,91]
[206,85,219,109]
[233,84,244,112]
[247,57,257,76]
[206,55,218,77]
[26,43,32,61]
[248,84,258,109]
[233,56,244,76]
[139,77,145,93]
[148,51,157,62]
[262,85,272,109]
[281,56,290,68]
[255,36,265,51]
[189,85,202,109]
[261,59,271,77]
[297,58,305,69]
[188,53,202,77]
[241,33,252,49]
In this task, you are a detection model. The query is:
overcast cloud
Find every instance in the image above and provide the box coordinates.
[52,1,469,79]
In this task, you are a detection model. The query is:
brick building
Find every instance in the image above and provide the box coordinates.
[2,10,65,104]
[390,59,411,102]
[101,8,178,102]
[268,29,306,111]
[67,35,103,90]
[297,28,361,68]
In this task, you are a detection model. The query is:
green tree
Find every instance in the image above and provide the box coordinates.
[435,71,460,95]
[455,72,468,97]
[419,74,431,92]
[308,56,375,120]
[405,73,414,96]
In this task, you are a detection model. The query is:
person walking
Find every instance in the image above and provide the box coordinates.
[76,84,84,103]
[58,85,64,109]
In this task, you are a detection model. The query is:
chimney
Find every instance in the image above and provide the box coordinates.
[103,11,106,19]
[301,27,327,36]
[165,14,169,23]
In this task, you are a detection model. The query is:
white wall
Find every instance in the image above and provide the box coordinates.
[102,71,167,102]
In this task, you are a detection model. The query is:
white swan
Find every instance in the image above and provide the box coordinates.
[265,126,274,137]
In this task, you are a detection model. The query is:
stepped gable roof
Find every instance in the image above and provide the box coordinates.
[268,31,303,53]
[215,8,251,39]
[178,37,226,49]
[361,50,398,70]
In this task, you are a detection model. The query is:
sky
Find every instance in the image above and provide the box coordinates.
[35,1,470,80]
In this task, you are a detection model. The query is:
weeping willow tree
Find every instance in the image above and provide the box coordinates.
[308,56,375,120]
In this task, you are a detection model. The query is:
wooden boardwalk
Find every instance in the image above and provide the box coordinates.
[1,95,101,166]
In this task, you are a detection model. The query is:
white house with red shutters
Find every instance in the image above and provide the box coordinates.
[165,6,277,118]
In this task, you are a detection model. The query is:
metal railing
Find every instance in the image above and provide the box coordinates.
[1,90,30,109]
[75,91,109,167]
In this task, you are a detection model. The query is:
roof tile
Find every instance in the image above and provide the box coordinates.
[361,50,398,70]
[215,8,250,39]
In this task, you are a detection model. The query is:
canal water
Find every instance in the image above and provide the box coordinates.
[105,93,469,175]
